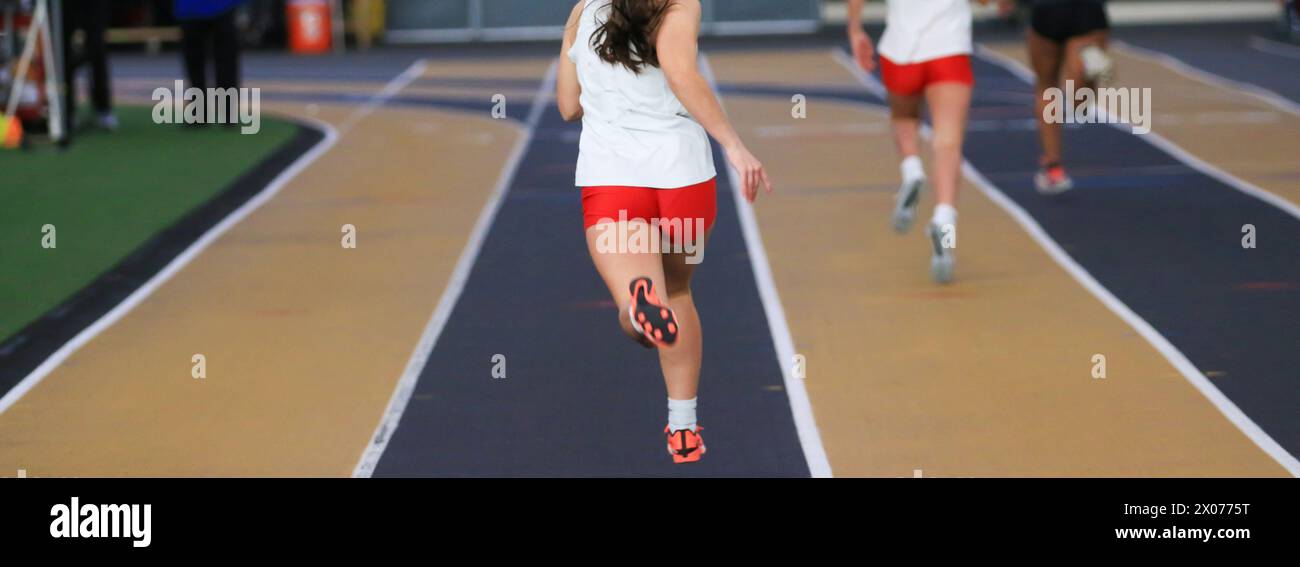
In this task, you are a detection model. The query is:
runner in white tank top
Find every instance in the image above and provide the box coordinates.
[567,0,715,188]
[877,0,973,64]
[557,0,772,464]
[848,0,988,284]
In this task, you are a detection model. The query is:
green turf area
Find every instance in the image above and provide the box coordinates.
[0,105,297,343]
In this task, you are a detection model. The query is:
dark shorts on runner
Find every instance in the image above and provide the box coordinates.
[1031,1,1111,44]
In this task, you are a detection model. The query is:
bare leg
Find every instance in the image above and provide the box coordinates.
[923,82,972,207]
[1028,29,1065,166]
[889,94,924,160]
[586,221,668,346]
[585,222,710,401]
[657,230,711,400]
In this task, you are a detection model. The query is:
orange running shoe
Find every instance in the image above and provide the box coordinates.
[628,277,678,346]
[1034,163,1074,195]
[665,425,705,463]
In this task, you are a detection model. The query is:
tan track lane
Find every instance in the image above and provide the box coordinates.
[0,57,553,476]
[708,49,1285,477]
[984,41,1300,208]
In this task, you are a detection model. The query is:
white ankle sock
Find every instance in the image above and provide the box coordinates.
[932,203,957,227]
[667,397,697,432]
[900,155,925,182]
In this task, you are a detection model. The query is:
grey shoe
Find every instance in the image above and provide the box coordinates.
[96,112,119,131]
[891,176,925,234]
[927,222,955,284]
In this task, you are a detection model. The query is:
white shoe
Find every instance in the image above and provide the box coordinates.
[927,222,955,284]
[1080,46,1115,84]
[891,176,925,234]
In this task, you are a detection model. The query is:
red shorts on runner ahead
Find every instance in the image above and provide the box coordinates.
[581,178,718,238]
[880,54,974,97]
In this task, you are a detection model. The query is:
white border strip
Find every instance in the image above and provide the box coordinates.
[352,61,558,477]
[863,46,1300,476]
[700,55,834,478]
[1105,2,1278,24]
[1112,40,1300,119]
[708,20,820,36]
[0,118,341,416]
[978,44,1300,222]
[824,1,1279,25]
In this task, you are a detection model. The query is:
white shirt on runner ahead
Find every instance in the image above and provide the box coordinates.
[878,0,973,65]
[568,0,716,189]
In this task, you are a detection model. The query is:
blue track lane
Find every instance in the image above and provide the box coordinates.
[373,105,809,477]
[954,54,1300,461]
[1117,23,1300,105]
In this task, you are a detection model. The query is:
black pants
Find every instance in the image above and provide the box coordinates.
[61,0,112,133]
[180,10,241,94]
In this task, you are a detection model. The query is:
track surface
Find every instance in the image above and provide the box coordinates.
[371,98,809,478]
[962,50,1300,460]
[1116,23,1300,104]
[1,22,1296,477]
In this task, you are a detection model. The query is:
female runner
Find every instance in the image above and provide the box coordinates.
[1024,0,1114,194]
[847,0,990,283]
[558,0,772,463]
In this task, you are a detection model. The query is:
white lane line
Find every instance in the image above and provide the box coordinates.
[977,43,1300,475]
[960,166,1300,478]
[338,59,430,133]
[1111,40,1300,118]
[975,44,1300,224]
[701,55,834,478]
[1249,36,1300,61]
[0,117,340,417]
[352,61,559,478]
[838,46,1299,476]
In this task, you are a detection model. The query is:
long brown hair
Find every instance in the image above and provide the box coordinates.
[591,0,676,74]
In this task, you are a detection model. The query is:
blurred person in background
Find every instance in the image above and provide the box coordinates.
[176,0,245,109]
[1023,0,1114,195]
[847,0,992,284]
[62,0,115,135]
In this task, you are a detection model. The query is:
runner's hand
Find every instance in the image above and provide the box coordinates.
[849,28,876,73]
[726,144,773,203]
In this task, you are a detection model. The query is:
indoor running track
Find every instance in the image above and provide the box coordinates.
[376,40,1300,475]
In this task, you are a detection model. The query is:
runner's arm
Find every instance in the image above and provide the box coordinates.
[657,0,772,201]
[846,0,876,72]
[557,1,584,122]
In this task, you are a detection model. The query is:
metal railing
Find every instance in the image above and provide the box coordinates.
[384,0,822,43]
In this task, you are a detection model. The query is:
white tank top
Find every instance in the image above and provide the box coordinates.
[567,0,716,189]
[878,0,973,65]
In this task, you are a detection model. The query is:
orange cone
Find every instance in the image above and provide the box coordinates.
[0,116,24,149]
[287,0,332,54]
